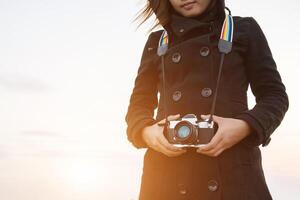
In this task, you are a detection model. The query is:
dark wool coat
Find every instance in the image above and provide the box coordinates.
[125,3,289,200]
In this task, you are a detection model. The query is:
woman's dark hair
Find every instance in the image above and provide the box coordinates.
[132,0,172,34]
[132,0,224,34]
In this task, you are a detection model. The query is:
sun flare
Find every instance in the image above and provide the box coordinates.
[53,158,107,192]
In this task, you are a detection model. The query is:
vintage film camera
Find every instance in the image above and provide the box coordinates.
[165,114,217,148]
[157,9,233,147]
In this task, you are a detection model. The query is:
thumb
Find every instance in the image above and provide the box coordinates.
[158,114,180,124]
[201,114,222,124]
[167,114,181,121]
[200,114,210,120]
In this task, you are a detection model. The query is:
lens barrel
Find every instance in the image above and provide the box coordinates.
[174,121,198,144]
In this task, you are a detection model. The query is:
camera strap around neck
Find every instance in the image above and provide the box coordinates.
[157,8,234,125]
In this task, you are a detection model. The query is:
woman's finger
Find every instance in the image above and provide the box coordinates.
[197,130,223,152]
[213,147,225,157]
[168,114,181,121]
[201,147,225,157]
[157,134,184,152]
[156,141,186,157]
[158,114,181,125]
[201,114,223,124]
[197,138,224,156]
[146,135,184,157]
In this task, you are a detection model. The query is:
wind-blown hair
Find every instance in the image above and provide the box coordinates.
[132,0,225,34]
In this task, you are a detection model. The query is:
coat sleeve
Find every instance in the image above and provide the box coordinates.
[125,32,160,149]
[235,17,289,147]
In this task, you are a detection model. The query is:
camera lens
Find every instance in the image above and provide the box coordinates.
[177,125,191,139]
[174,121,198,144]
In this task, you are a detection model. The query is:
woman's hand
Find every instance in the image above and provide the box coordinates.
[142,114,187,157]
[197,114,252,157]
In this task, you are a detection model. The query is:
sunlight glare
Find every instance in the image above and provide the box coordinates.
[53,158,107,192]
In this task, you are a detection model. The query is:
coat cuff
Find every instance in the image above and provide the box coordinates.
[234,112,265,147]
[127,118,157,149]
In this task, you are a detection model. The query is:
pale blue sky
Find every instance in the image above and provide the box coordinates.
[0,0,299,199]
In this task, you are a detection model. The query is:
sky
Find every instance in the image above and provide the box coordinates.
[0,0,299,199]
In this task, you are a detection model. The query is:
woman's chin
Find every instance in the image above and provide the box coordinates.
[179,8,204,18]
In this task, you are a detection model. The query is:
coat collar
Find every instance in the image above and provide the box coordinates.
[166,14,214,38]
[163,5,225,39]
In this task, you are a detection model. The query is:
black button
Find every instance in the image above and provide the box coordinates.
[208,180,218,192]
[262,137,271,147]
[172,52,181,63]
[200,46,210,57]
[177,183,187,195]
[172,90,182,102]
[201,88,212,97]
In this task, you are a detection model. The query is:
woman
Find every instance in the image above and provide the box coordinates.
[125,0,289,199]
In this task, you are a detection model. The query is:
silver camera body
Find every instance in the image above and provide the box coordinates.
[165,114,216,148]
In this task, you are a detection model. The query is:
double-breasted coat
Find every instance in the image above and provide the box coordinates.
[125,3,289,200]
